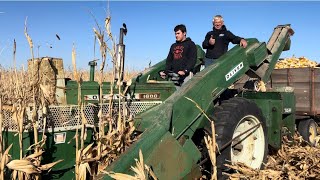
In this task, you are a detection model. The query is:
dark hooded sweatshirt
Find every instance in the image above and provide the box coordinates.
[202,25,243,59]
[165,37,197,76]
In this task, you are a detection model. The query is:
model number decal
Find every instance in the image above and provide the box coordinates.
[225,62,244,81]
[84,93,161,100]
[84,94,121,101]
[137,93,160,100]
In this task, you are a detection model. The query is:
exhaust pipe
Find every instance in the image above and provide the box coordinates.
[88,59,98,81]
[114,23,128,82]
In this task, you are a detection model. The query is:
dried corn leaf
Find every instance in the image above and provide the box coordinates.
[39,159,63,171]
[226,133,320,179]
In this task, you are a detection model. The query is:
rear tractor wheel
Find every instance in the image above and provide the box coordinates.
[212,97,268,179]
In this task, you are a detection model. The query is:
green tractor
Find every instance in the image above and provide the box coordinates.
[101,24,295,179]
[1,24,296,179]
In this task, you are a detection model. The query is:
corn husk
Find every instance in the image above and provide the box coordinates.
[6,160,40,174]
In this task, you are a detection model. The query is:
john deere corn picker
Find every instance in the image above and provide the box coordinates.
[1,24,295,179]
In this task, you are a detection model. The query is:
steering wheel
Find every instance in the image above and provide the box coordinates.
[158,70,181,80]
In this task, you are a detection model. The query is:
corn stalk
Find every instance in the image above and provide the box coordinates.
[63,8,138,179]
[11,79,26,180]
[93,24,107,162]
[23,16,47,180]
[0,96,2,161]
[13,39,18,81]
[185,96,217,180]
[72,44,81,180]
[106,18,117,123]
[204,121,217,180]
[24,16,40,154]
[72,44,91,180]
[0,96,3,179]
[0,144,12,179]
[102,149,157,180]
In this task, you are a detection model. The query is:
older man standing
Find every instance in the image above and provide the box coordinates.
[202,15,247,67]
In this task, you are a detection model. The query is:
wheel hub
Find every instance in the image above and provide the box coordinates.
[231,115,265,169]
[309,125,316,144]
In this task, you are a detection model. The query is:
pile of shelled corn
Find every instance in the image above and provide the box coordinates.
[275,56,319,69]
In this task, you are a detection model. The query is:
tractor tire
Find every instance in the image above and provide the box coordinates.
[298,119,318,146]
[212,97,268,179]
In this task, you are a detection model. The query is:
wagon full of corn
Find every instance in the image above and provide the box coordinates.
[270,56,320,146]
[275,56,319,69]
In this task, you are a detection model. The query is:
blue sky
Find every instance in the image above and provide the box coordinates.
[0,1,319,71]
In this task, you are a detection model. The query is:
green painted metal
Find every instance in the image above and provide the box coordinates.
[65,80,176,105]
[240,90,296,149]
[65,81,100,104]
[247,42,268,67]
[261,25,294,83]
[127,83,176,101]
[136,45,205,83]
[2,128,94,179]
[65,45,204,106]
[102,103,201,179]
[88,60,97,81]
[103,25,294,179]
[279,90,296,138]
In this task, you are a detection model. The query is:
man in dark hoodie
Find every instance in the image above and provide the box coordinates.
[202,15,247,67]
[160,24,197,86]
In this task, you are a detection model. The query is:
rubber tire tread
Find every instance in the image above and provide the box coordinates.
[297,119,318,146]
[211,97,268,179]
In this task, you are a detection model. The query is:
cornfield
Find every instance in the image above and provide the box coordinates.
[0,67,138,105]
[0,14,142,180]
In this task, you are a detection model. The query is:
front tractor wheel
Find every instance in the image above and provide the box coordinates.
[213,97,268,179]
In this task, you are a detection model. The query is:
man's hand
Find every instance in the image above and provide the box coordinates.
[177,71,185,76]
[209,35,215,45]
[159,71,166,79]
[240,39,247,48]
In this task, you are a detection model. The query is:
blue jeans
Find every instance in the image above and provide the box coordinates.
[174,72,193,91]
[204,57,217,67]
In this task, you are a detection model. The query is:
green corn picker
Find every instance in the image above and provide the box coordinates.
[1,24,298,179]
